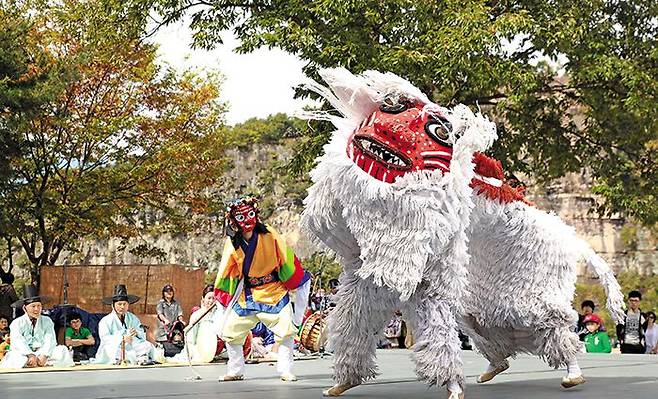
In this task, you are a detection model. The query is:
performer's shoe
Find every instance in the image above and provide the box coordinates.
[476,360,509,383]
[219,374,244,382]
[323,383,360,396]
[561,375,586,388]
[280,373,298,382]
[447,390,465,399]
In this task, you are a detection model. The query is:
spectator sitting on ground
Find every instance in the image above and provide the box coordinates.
[644,311,657,354]
[168,284,218,364]
[65,312,96,362]
[616,290,647,354]
[250,322,277,359]
[384,310,406,349]
[583,314,611,353]
[0,314,8,330]
[95,284,157,365]
[0,273,18,322]
[0,329,10,360]
[0,284,73,369]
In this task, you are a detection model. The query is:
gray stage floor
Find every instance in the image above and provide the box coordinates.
[1,350,657,399]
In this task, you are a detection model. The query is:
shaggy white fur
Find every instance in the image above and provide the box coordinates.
[300,68,625,396]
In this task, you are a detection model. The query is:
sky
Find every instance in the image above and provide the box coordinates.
[153,22,313,125]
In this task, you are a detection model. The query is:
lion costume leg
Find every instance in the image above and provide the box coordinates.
[324,267,399,396]
[406,294,464,398]
[463,327,513,383]
[532,313,585,388]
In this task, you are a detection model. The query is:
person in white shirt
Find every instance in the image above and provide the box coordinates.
[644,311,657,354]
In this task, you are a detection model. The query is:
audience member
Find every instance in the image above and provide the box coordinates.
[250,322,277,359]
[384,310,406,349]
[582,314,611,353]
[310,288,328,312]
[616,290,647,354]
[0,284,73,369]
[155,284,185,347]
[644,311,657,354]
[328,279,340,295]
[95,284,157,365]
[0,273,18,322]
[168,284,218,364]
[0,314,8,330]
[576,300,595,341]
[64,312,96,361]
[0,328,9,360]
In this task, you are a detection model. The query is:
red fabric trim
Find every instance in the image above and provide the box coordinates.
[214,288,233,307]
[282,260,305,290]
[473,152,505,179]
[470,152,532,205]
[470,179,532,205]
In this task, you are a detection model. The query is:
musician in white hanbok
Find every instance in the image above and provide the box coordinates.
[94,284,157,365]
[0,284,73,369]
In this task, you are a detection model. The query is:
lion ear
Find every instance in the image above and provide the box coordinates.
[449,105,497,157]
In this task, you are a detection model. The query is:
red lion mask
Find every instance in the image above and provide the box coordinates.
[346,97,527,204]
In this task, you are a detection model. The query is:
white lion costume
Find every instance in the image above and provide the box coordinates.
[300,68,625,398]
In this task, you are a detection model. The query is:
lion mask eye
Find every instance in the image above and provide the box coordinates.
[379,96,410,114]
[424,116,453,146]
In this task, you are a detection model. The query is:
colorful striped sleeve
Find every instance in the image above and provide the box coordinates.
[214,238,240,307]
[274,232,311,290]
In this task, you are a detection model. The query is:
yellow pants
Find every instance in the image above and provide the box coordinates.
[222,303,296,345]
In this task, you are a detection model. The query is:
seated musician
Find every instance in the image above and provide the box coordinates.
[94,284,157,365]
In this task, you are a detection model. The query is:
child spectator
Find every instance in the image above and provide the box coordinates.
[576,300,595,340]
[583,314,611,353]
[0,314,8,330]
[0,329,10,360]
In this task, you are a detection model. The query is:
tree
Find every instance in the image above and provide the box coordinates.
[152,0,658,225]
[0,0,228,286]
[0,2,65,277]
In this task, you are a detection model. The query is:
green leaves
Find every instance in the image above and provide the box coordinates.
[0,0,229,282]
[153,0,658,225]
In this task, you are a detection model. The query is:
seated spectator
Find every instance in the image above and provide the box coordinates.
[0,328,9,360]
[95,284,157,365]
[616,290,647,354]
[583,314,611,353]
[169,284,218,364]
[0,273,18,322]
[155,284,185,348]
[384,310,406,348]
[65,312,96,362]
[0,284,73,369]
[0,314,8,330]
[644,311,657,354]
[250,322,277,359]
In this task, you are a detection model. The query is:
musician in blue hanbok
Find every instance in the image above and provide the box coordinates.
[94,284,156,365]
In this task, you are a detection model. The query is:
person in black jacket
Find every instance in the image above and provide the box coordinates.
[616,290,647,353]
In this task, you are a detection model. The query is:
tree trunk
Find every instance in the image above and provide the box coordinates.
[30,263,40,290]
